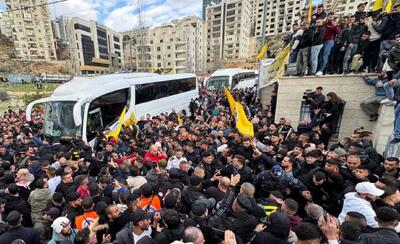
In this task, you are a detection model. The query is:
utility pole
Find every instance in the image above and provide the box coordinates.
[260,0,268,51]
[257,0,268,97]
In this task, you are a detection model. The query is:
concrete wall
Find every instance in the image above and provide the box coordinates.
[270,75,375,140]
[372,104,395,155]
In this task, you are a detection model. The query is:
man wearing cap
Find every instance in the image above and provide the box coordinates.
[360,207,400,243]
[251,212,291,243]
[63,192,82,228]
[115,209,154,244]
[355,2,367,22]
[312,4,327,22]
[212,175,258,242]
[48,217,76,244]
[0,210,39,244]
[33,207,60,243]
[338,182,384,228]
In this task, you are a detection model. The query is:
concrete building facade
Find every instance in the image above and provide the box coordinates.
[205,0,252,71]
[325,0,377,17]
[203,0,222,20]
[0,12,12,37]
[254,0,302,37]
[67,18,123,74]
[5,0,57,61]
[122,16,206,74]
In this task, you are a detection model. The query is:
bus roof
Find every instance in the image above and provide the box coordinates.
[210,68,255,77]
[50,72,196,101]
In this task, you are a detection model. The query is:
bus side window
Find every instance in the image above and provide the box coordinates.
[232,74,239,88]
[86,88,130,141]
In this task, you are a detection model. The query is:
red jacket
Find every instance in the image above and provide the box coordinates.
[324,21,339,41]
[143,150,167,164]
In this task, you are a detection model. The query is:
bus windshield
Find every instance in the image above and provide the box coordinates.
[207,76,229,90]
[44,101,81,138]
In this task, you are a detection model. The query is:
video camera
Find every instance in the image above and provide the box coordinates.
[302,89,315,104]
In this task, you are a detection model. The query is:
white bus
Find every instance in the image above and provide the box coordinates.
[205,68,257,90]
[26,73,198,144]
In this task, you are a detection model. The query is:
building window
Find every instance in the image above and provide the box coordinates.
[227,3,235,9]
[74,23,91,32]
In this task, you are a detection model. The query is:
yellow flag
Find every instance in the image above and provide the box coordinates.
[308,0,313,22]
[373,0,384,11]
[106,106,127,140]
[385,0,393,13]
[256,43,268,61]
[123,111,137,127]
[224,86,236,115]
[235,101,254,137]
[177,114,182,126]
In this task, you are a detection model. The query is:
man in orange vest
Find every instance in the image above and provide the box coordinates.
[75,197,98,230]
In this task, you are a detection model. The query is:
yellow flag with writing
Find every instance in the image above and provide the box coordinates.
[224,86,236,115]
[234,101,254,137]
[308,0,313,22]
[106,106,127,140]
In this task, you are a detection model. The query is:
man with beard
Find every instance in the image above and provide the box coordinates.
[338,182,384,228]
[116,209,154,243]
[48,217,76,244]
[375,157,400,179]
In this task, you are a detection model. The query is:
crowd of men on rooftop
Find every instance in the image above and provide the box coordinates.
[287,2,400,144]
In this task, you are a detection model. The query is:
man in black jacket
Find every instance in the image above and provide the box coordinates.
[360,207,400,244]
[310,18,326,75]
[115,209,153,244]
[5,183,32,227]
[296,21,313,76]
[208,175,258,243]
[0,211,40,244]
[343,15,367,73]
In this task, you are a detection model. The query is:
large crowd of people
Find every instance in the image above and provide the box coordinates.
[0,82,399,244]
[288,3,400,77]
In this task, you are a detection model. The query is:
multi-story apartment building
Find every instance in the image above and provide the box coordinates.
[5,0,57,61]
[205,0,252,70]
[254,0,302,37]
[67,18,123,74]
[122,16,206,74]
[203,0,222,20]
[0,12,12,37]
[325,0,376,17]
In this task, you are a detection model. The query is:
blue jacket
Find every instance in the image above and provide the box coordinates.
[363,77,386,96]
[271,165,307,193]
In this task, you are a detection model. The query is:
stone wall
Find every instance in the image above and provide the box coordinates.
[372,104,395,155]
[270,75,375,140]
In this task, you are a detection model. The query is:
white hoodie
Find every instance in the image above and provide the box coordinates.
[338,192,379,228]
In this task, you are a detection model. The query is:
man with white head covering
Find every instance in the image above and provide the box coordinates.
[338,182,384,228]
